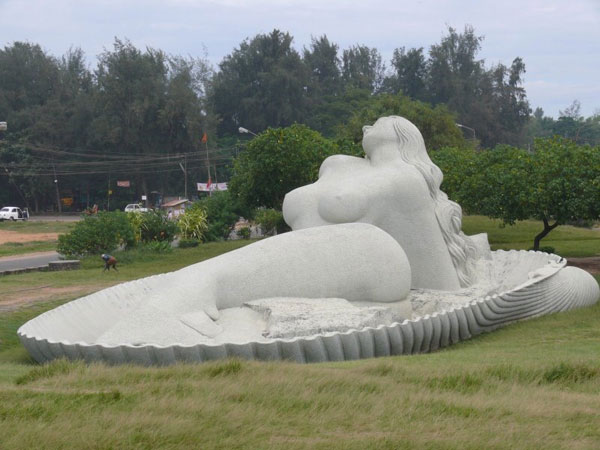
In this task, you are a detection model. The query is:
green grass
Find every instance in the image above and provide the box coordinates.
[462,215,600,257]
[0,241,58,257]
[0,231,599,448]
[0,295,598,449]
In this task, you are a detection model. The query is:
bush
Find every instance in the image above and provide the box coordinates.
[198,191,246,242]
[529,246,556,254]
[237,226,251,239]
[140,210,178,243]
[126,211,144,244]
[57,211,135,257]
[178,204,208,241]
[178,238,199,248]
[254,208,288,234]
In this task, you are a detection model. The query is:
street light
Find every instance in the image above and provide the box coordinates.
[238,126,258,137]
[456,123,476,140]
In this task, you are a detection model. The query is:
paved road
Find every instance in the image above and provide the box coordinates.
[0,251,60,272]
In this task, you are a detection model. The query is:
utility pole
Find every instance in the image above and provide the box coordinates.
[179,155,188,199]
[52,161,62,213]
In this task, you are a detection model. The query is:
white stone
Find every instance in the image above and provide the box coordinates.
[17,116,600,364]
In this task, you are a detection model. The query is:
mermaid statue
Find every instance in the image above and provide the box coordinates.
[18,117,599,364]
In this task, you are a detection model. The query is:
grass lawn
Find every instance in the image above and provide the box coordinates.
[462,215,600,257]
[0,223,599,448]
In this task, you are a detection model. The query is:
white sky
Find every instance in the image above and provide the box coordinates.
[1,0,599,118]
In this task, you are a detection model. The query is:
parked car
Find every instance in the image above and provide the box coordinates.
[124,204,149,213]
[0,206,29,221]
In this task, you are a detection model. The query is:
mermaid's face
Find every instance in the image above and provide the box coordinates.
[362,117,399,157]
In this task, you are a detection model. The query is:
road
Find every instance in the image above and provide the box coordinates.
[0,251,60,272]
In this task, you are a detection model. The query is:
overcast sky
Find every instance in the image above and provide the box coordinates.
[1,0,598,118]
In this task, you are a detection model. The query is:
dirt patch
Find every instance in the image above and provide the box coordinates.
[0,230,59,245]
[0,283,115,313]
[567,257,600,275]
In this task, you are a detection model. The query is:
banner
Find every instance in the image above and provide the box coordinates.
[117,180,130,187]
[197,182,227,192]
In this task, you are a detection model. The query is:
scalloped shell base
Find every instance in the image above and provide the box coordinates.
[18,251,599,365]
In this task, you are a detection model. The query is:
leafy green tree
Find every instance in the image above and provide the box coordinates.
[303,35,341,98]
[229,124,338,209]
[434,138,600,250]
[210,30,309,135]
[426,26,530,147]
[336,94,467,152]
[384,47,427,100]
[341,45,385,93]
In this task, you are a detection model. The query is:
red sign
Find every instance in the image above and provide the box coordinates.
[117,180,130,187]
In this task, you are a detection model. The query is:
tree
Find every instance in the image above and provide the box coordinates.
[229,124,339,210]
[425,26,530,147]
[210,30,309,135]
[434,138,600,250]
[303,35,341,98]
[384,47,427,100]
[341,45,385,93]
[336,94,467,152]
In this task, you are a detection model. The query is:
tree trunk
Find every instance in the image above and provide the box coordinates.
[533,217,560,250]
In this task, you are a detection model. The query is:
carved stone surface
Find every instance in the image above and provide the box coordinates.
[17,116,600,364]
[18,251,599,364]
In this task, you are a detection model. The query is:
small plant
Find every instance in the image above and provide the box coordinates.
[178,204,208,241]
[140,210,178,243]
[142,240,173,253]
[254,208,286,235]
[178,238,199,248]
[237,226,251,240]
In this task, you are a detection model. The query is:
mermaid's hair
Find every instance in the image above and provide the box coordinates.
[389,116,477,287]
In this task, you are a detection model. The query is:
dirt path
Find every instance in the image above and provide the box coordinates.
[567,257,600,275]
[0,230,59,244]
[0,283,115,313]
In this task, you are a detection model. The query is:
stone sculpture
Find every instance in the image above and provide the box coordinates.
[18,116,599,365]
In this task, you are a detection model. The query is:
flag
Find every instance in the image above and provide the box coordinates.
[206,176,212,190]
[201,132,208,144]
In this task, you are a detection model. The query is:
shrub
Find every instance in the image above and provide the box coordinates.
[529,246,556,254]
[57,211,135,256]
[198,191,246,242]
[254,208,288,234]
[178,238,199,248]
[126,211,144,244]
[140,210,178,243]
[178,204,208,241]
[237,226,251,240]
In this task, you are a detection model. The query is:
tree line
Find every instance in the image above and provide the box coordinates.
[1,26,599,213]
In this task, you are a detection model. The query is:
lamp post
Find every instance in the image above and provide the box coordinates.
[238,126,258,137]
[456,123,476,140]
